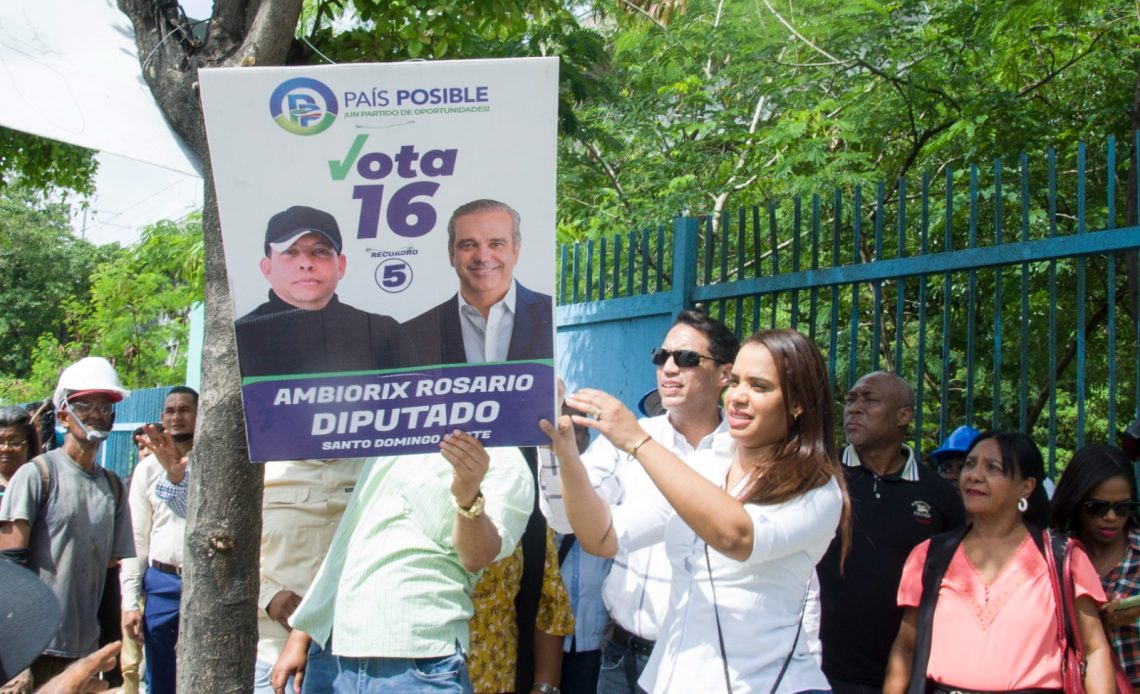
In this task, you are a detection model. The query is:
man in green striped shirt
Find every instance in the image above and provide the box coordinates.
[270,430,533,693]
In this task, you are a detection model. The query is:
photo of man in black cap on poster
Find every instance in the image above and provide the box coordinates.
[234,205,414,378]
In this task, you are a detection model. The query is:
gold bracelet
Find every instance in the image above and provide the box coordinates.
[627,434,653,459]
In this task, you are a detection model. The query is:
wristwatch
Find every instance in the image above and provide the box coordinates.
[532,684,561,694]
[452,491,485,519]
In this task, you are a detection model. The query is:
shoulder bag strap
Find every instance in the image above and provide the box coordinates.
[702,541,810,694]
[705,542,735,693]
[907,526,969,694]
[1053,532,1079,651]
[1039,528,1086,688]
[769,576,809,694]
[1036,530,1076,654]
[558,533,576,566]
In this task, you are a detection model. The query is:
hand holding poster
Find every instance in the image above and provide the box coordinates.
[199,58,558,461]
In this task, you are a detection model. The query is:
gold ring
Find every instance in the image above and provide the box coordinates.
[593,408,603,420]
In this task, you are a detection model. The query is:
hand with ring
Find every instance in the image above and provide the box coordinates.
[564,388,646,453]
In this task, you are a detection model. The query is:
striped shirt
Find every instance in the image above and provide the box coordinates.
[290,447,534,658]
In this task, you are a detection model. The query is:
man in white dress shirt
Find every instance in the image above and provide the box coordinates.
[121,386,197,694]
[540,309,738,694]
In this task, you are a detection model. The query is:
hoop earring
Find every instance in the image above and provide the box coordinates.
[1017,497,1028,513]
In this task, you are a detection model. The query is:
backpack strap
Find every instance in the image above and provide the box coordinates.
[31,453,123,512]
[907,525,969,694]
[102,468,124,511]
[32,454,51,510]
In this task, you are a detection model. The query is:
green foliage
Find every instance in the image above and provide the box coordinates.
[0,127,98,195]
[71,216,205,388]
[305,0,568,62]
[557,0,1139,237]
[0,214,204,404]
[299,1,608,138]
[0,189,113,379]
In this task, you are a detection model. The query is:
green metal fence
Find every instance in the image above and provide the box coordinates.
[557,137,1140,473]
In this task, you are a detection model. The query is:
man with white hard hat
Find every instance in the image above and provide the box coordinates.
[0,357,135,687]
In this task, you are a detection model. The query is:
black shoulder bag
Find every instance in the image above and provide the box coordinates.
[906,525,970,694]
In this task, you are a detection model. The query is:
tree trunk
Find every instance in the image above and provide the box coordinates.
[174,171,265,692]
[116,0,303,688]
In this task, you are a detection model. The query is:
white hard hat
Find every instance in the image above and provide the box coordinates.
[52,357,130,410]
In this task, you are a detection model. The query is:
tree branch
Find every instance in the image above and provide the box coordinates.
[759,0,847,65]
[618,0,668,31]
[582,139,634,215]
[1026,298,1110,431]
[1016,24,1116,98]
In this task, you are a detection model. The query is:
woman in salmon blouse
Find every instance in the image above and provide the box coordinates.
[883,430,1116,693]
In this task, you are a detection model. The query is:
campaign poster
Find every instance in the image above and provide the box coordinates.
[199,58,558,461]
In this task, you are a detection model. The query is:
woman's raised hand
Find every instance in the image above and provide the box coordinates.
[564,388,646,453]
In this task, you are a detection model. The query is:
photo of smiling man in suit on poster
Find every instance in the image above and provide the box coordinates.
[404,199,552,366]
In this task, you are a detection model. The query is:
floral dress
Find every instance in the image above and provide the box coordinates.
[468,527,575,693]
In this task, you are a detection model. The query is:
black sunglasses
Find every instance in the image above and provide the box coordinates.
[1081,499,1140,518]
[650,347,716,368]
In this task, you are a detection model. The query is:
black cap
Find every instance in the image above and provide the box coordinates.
[264,206,343,256]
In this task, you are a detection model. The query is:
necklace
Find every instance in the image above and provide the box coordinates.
[1090,541,1127,578]
[724,456,746,491]
[725,450,765,492]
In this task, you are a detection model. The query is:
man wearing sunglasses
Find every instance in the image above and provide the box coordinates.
[540,309,738,694]
[0,357,135,686]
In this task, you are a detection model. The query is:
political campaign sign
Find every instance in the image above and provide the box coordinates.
[200,58,557,461]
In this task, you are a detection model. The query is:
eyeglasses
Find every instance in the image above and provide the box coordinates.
[0,438,27,450]
[67,401,114,416]
[1081,499,1140,518]
[650,348,716,368]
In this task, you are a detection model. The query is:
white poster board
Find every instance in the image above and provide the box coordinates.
[200,58,558,461]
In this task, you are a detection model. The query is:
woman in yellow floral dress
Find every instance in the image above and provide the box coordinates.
[469,526,575,693]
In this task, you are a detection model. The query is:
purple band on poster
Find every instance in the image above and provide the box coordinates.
[241,362,555,461]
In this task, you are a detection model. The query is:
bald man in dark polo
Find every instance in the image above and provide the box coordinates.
[815,371,964,694]
[235,205,414,378]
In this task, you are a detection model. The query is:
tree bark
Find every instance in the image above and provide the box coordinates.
[116,0,302,689]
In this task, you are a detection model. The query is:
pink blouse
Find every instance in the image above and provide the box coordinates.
[898,534,1106,690]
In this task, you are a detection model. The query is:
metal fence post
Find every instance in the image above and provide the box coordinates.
[671,216,699,317]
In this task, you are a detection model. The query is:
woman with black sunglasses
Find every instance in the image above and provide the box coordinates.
[1050,443,1140,689]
